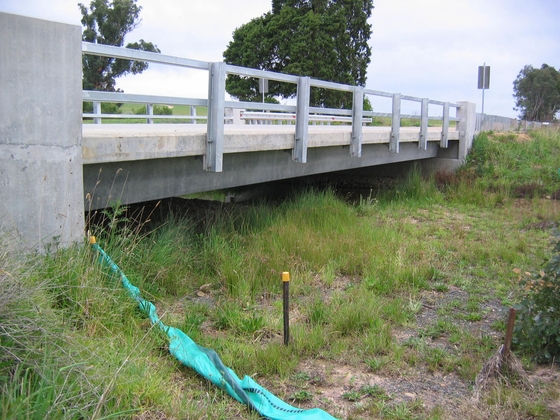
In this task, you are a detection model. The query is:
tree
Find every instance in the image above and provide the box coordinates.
[223,0,374,108]
[79,0,160,92]
[513,64,560,122]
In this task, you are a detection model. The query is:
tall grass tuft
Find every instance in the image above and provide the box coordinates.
[388,163,443,204]
[0,240,112,419]
[459,130,560,199]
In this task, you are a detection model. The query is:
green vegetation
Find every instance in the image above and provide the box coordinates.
[513,64,560,122]
[223,0,374,108]
[83,104,207,124]
[513,227,560,363]
[133,105,173,116]
[80,0,160,92]
[2,129,560,418]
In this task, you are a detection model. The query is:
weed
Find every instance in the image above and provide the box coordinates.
[182,311,205,339]
[361,384,389,400]
[377,400,423,419]
[289,390,313,402]
[407,295,423,314]
[291,372,311,383]
[239,312,265,335]
[214,301,241,330]
[365,357,386,372]
[342,390,362,402]
[465,313,483,322]
[432,282,449,292]
[513,227,560,362]
[305,295,331,326]
[419,319,456,339]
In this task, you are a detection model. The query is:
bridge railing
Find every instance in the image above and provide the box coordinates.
[82,42,461,171]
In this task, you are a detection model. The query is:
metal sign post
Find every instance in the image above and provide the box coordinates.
[478,63,490,127]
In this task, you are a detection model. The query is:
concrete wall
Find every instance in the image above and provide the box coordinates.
[456,101,476,162]
[0,13,84,251]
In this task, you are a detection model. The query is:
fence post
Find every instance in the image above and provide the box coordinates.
[205,61,226,172]
[147,103,153,124]
[294,76,310,163]
[419,98,429,150]
[351,87,364,157]
[390,93,401,153]
[93,101,101,124]
[456,101,476,162]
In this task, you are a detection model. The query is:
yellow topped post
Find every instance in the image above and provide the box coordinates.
[282,271,290,345]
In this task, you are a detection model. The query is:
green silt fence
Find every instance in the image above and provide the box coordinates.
[90,237,337,420]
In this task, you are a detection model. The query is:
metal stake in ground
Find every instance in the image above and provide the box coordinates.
[282,272,290,345]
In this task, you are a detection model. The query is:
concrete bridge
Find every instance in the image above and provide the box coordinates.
[1,12,478,251]
[82,124,464,211]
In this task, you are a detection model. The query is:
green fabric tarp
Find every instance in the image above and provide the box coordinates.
[91,238,337,420]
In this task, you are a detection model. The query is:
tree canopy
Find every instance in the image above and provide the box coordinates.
[223,0,374,108]
[79,0,160,92]
[513,64,560,122]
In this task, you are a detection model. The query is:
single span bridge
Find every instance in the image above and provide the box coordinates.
[1,13,476,250]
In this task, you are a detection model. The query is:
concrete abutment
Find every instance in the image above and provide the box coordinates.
[0,13,84,251]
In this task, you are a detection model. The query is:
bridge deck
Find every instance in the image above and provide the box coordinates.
[82,124,459,164]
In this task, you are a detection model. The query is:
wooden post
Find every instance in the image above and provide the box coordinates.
[502,308,517,358]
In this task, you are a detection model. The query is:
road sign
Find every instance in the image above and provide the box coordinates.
[478,64,490,119]
[478,65,490,89]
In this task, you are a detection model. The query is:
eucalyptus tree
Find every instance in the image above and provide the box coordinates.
[513,64,560,122]
[79,0,160,92]
[223,0,374,108]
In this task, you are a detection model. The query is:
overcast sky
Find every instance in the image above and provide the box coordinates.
[2,0,559,118]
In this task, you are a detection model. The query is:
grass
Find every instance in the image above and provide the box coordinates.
[2,129,560,418]
[83,104,208,124]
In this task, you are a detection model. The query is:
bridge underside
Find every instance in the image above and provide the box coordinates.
[84,137,459,210]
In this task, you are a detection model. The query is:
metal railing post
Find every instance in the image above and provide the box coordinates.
[147,103,154,124]
[190,105,197,124]
[351,87,364,157]
[205,61,226,172]
[294,76,310,163]
[93,101,101,124]
[390,93,401,153]
[441,102,450,148]
[419,98,429,150]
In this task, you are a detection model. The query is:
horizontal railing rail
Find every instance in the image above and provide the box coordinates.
[240,111,372,125]
[82,42,461,171]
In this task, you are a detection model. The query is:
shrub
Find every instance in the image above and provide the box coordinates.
[134,105,173,115]
[513,227,560,363]
[83,102,122,114]
[154,105,173,115]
